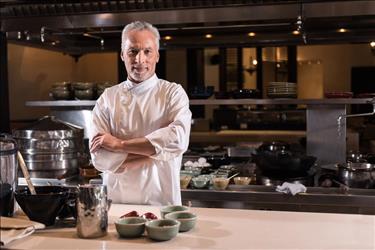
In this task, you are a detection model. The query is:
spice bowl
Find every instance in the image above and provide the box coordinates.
[115,217,147,238]
[212,177,230,190]
[145,219,180,241]
[234,176,252,185]
[160,205,188,219]
[165,211,197,232]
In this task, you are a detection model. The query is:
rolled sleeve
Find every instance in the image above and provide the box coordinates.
[89,93,128,172]
[145,86,191,161]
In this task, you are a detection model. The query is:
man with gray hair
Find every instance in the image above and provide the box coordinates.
[89,21,191,205]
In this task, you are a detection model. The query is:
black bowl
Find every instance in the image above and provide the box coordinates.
[188,86,214,99]
[15,186,70,226]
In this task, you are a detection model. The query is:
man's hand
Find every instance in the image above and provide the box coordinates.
[90,133,124,153]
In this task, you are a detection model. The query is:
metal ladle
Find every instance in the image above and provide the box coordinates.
[17,151,36,195]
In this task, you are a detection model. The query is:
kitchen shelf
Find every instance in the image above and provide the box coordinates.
[26,100,96,107]
[26,98,374,107]
[189,98,374,105]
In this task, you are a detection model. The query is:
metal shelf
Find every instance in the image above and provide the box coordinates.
[190,98,374,105]
[26,98,374,107]
[26,100,96,107]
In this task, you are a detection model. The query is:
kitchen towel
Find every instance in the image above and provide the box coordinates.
[0,217,45,246]
[276,182,307,195]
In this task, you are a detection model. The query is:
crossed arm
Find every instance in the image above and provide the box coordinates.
[90,132,155,172]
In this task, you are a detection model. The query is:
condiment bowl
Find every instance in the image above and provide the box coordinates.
[191,176,210,189]
[145,219,180,241]
[160,205,188,218]
[212,177,230,190]
[234,176,251,185]
[180,175,192,189]
[165,211,197,232]
[115,217,147,238]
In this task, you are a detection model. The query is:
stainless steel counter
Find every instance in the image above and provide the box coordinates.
[181,185,375,215]
[18,177,375,215]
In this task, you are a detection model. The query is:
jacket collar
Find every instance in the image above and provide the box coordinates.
[123,74,158,95]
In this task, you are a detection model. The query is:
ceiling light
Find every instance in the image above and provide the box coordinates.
[205,34,213,39]
[338,28,347,33]
[292,30,300,35]
[248,32,256,37]
[370,41,375,48]
[164,36,172,40]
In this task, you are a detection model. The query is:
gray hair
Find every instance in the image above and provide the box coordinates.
[121,21,160,51]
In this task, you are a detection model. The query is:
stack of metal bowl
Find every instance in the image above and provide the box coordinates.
[13,116,84,179]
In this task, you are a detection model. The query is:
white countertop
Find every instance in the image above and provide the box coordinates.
[4,204,375,250]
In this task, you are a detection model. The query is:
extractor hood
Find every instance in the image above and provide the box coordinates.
[1,0,375,55]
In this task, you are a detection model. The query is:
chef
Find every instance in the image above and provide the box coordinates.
[89,21,191,206]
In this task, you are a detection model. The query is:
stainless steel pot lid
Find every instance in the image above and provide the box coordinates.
[13,116,83,139]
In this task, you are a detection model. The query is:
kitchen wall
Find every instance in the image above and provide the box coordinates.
[6,43,375,122]
[297,44,375,92]
[7,44,117,122]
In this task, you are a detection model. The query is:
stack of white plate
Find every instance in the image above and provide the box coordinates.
[267,82,297,98]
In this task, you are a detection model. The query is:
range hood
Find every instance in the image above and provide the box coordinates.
[1,0,375,55]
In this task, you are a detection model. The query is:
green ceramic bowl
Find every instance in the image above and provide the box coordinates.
[165,211,197,232]
[160,205,188,219]
[145,219,180,241]
[115,217,147,238]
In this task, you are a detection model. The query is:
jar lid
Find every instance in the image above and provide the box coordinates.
[0,134,17,155]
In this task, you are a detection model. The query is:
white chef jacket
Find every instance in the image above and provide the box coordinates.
[89,74,191,206]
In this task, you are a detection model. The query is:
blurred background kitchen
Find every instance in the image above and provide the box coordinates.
[1,0,375,213]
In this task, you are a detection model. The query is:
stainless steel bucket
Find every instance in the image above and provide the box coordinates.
[76,184,110,238]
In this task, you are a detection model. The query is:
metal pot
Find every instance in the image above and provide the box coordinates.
[337,163,375,189]
[12,116,84,178]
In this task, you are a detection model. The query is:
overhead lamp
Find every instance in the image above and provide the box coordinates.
[292,30,300,35]
[164,36,172,40]
[338,28,348,33]
[248,32,256,37]
[205,34,213,39]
